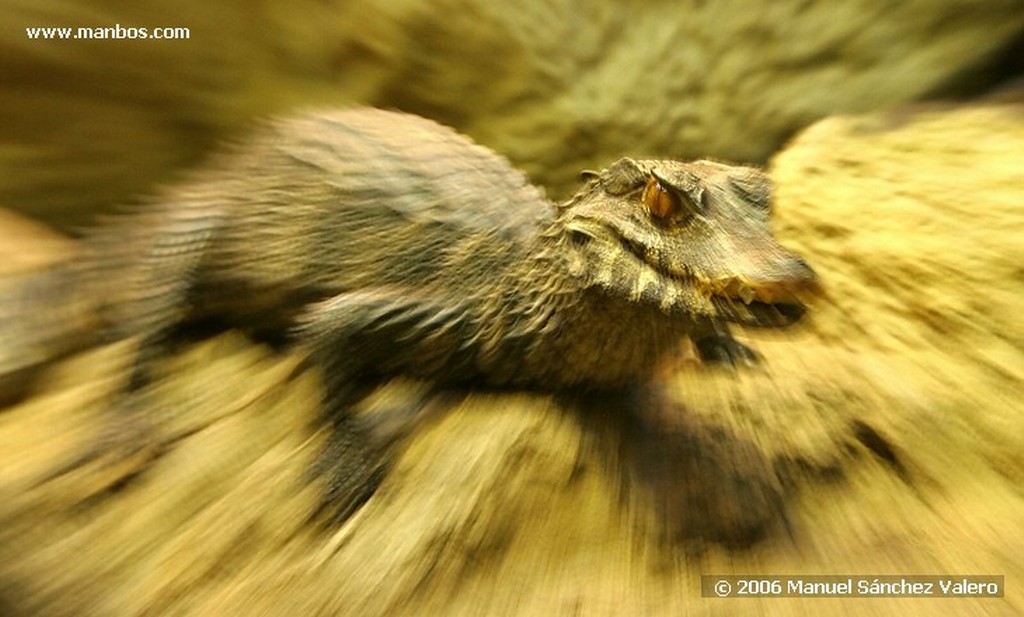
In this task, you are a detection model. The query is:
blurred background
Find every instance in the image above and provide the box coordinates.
[0,1,1022,616]
[2,0,1022,227]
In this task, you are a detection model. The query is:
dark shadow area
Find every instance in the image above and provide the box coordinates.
[563,387,790,550]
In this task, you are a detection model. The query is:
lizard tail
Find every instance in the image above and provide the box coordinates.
[0,261,105,405]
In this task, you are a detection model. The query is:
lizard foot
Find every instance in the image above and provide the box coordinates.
[693,334,760,367]
[40,395,164,503]
[309,413,392,525]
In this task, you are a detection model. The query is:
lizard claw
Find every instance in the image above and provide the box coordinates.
[693,333,761,367]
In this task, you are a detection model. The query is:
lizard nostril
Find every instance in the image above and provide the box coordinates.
[784,256,819,288]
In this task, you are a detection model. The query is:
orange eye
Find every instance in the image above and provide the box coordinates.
[642,178,681,220]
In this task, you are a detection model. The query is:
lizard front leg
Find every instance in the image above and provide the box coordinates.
[294,288,475,522]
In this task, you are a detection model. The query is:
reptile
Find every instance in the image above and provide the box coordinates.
[2,108,820,519]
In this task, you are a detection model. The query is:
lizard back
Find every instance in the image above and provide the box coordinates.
[89,109,552,338]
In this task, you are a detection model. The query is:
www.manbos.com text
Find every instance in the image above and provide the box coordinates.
[26,24,190,40]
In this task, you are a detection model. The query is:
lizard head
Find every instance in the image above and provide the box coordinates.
[555,157,820,326]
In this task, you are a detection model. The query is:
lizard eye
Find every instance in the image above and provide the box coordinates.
[642,177,696,222]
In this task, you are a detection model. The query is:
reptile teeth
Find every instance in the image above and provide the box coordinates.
[737,285,755,305]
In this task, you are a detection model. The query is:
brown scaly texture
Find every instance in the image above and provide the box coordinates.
[86,109,818,382]
[14,108,820,518]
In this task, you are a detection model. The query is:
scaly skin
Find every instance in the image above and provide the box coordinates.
[9,108,821,520]
[87,110,817,385]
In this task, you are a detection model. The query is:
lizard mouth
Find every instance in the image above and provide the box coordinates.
[704,276,820,327]
[710,293,806,327]
[617,235,819,327]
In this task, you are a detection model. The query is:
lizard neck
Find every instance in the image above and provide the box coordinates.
[474,221,693,389]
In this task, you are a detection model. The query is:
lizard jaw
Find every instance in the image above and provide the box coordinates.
[614,234,820,326]
[567,224,819,326]
[703,274,821,327]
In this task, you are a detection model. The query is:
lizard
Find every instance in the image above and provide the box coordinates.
[1,108,820,520]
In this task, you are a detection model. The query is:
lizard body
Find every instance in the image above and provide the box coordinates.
[4,108,820,519]
[87,109,817,387]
